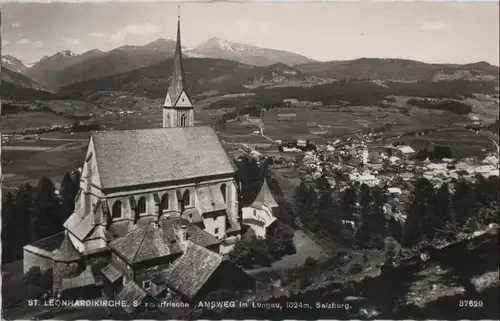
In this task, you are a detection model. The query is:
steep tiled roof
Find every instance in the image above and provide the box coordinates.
[250,178,278,209]
[109,217,220,264]
[53,232,81,262]
[108,220,131,239]
[181,207,203,224]
[91,127,236,189]
[161,241,223,300]
[61,265,95,290]
[116,280,148,314]
[197,185,226,214]
[101,264,123,283]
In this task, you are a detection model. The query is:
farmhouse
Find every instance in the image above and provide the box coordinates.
[22,16,268,308]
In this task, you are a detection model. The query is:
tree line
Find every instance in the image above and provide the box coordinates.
[407,98,472,115]
[294,175,499,252]
[229,156,296,268]
[1,172,80,262]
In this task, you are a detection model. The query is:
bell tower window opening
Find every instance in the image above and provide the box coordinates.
[180,114,187,127]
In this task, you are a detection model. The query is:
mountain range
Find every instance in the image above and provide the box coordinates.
[4,37,316,90]
[1,36,499,102]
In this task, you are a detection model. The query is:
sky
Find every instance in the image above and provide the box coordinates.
[1,1,499,65]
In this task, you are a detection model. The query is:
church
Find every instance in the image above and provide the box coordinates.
[22,14,275,308]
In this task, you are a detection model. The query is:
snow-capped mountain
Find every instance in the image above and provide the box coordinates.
[187,37,316,66]
[1,55,28,74]
[39,50,78,62]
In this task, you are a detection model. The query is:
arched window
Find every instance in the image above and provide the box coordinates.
[181,190,190,211]
[180,114,187,127]
[220,184,227,203]
[112,200,122,218]
[137,197,146,214]
[182,190,190,206]
[161,193,169,211]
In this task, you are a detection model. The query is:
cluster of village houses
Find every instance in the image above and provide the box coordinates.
[241,131,499,225]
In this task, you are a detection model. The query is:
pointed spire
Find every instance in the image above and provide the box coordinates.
[251,178,278,209]
[167,6,191,106]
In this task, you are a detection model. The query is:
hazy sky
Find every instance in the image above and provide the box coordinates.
[1,1,499,65]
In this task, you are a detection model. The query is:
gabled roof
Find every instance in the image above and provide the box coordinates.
[91,127,236,189]
[109,221,172,264]
[53,232,82,262]
[64,206,94,241]
[101,264,123,283]
[116,280,148,314]
[160,241,223,300]
[109,217,220,264]
[181,207,203,224]
[166,18,191,107]
[250,178,278,209]
[197,185,226,214]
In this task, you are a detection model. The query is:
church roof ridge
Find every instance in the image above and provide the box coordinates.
[90,125,215,137]
[91,126,236,189]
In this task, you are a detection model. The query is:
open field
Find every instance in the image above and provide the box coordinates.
[0,112,73,134]
[2,88,496,189]
[2,141,88,188]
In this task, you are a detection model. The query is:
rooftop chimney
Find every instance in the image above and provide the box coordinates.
[177,224,188,250]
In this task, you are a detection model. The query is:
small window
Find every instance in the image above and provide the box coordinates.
[220,184,227,203]
[137,197,146,214]
[142,280,152,290]
[112,201,122,218]
[214,228,219,234]
[161,193,169,211]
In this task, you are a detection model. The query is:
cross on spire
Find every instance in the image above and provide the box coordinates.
[178,4,180,21]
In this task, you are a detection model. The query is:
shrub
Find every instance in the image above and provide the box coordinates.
[349,263,364,274]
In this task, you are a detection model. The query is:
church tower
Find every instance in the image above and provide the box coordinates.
[163,8,194,128]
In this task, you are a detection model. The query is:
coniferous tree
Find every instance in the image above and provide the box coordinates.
[355,184,372,246]
[402,178,435,247]
[341,187,358,221]
[60,172,76,223]
[1,192,17,261]
[15,183,35,243]
[294,182,318,229]
[316,175,330,193]
[452,179,476,226]
[388,217,403,241]
[431,183,454,239]
[33,177,62,240]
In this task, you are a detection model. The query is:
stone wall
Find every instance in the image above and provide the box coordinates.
[23,245,53,274]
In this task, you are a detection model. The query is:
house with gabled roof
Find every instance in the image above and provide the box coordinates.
[241,179,279,238]
[152,241,256,303]
[22,13,274,307]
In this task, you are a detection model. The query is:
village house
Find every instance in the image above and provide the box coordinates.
[22,15,266,308]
